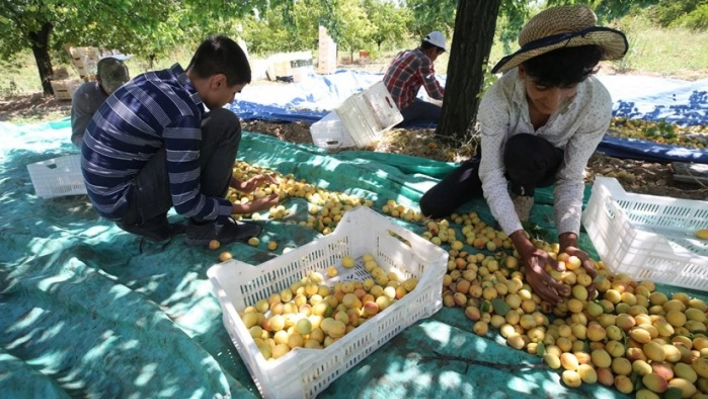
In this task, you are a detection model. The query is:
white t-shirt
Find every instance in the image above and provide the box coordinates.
[478,68,612,236]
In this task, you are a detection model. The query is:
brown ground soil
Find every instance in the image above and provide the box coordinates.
[2,92,707,201]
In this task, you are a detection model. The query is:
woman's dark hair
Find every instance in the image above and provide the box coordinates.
[187,35,251,86]
[522,45,603,87]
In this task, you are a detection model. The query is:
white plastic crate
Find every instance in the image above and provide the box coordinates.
[309,111,355,149]
[582,177,708,290]
[207,206,448,399]
[27,155,87,198]
[336,81,403,148]
[291,65,313,83]
[266,51,313,82]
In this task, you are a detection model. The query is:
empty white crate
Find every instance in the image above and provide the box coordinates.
[582,177,708,290]
[309,111,355,149]
[266,51,313,83]
[207,206,448,399]
[336,81,403,148]
[27,154,87,198]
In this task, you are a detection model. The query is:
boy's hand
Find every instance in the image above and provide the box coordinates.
[248,193,280,212]
[231,193,280,214]
[239,174,278,193]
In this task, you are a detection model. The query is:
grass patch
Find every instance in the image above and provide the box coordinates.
[622,27,708,78]
[0,47,195,97]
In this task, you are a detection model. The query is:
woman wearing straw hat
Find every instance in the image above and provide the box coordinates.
[420,5,628,304]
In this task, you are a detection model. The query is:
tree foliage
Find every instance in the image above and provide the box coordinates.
[496,0,534,54]
[364,0,412,50]
[240,0,411,58]
[4,0,704,96]
[544,0,660,22]
[0,0,274,93]
[241,4,315,54]
[329,0,375,58]
[646,0,708,30]
[404,0,456,38]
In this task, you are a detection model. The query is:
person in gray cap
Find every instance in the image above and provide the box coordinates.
[383,30,446,127]
[70,57,130,147]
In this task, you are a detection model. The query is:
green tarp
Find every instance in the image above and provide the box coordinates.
[0,118,697,399]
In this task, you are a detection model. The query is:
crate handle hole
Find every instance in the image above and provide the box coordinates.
[385,97,393,109]
[46,163,58,170]
[602,199,617,220]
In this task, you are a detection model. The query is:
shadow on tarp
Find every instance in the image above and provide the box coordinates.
[319,317,622,399]
[0,119,703,399]
[612,87,708,127]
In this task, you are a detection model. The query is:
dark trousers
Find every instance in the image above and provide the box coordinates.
[121,108,242,226]
[419,133,564,218]
[398,98,442,128]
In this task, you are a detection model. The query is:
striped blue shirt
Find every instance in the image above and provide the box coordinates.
[81,63,232,225]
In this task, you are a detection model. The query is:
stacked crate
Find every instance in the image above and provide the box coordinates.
[317,26,337,75]
[68,46,101,77]
[49,78,82,101]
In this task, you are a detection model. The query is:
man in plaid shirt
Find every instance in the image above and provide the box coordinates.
[383,31,446,127]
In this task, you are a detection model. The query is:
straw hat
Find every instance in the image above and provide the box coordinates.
[492,5,628,74]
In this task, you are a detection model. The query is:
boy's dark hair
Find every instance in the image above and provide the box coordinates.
[187,35,251,86]
[421,40,444,53]
[522,45,603,87]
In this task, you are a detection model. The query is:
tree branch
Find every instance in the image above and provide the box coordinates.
[417,350,549,373]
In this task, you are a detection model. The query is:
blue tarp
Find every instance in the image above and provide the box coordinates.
[230,69,708,164]
[601,75,708,127]
[598,136,708,164]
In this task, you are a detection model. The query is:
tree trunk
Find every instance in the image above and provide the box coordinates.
[28,22,54,95]
[436,0,502,143]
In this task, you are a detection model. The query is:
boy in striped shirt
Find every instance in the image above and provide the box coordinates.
[81,36,279,246]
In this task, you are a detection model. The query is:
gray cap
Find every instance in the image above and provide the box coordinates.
[97,57,129,94]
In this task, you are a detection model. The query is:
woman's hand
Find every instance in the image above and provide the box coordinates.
[559,233,597,299]
[562,246,597,278]
[522,247,570,304]
[561,245,598,299]
[510,230,569,304]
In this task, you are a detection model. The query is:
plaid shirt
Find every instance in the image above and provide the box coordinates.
[383,47,445,110]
